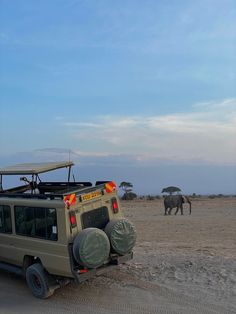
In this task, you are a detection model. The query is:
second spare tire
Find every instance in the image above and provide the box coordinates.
[105,219,137,255]
[73,228,110,269]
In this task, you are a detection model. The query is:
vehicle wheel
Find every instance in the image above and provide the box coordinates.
[26,263,54,299]
[73,228,110,269]
[105,219,137,255]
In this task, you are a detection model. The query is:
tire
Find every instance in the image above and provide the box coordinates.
[105,219,137,255]
[26,263,54,299]
[73,228,110,269]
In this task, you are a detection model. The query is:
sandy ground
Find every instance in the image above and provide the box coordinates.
[0,197,236,314]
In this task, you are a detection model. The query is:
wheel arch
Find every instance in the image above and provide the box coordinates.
[23,255,43,277]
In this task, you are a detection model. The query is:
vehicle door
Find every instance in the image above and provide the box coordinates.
[0,205,14,263]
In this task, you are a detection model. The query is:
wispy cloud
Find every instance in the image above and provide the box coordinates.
[62,99,236,165]
[64,122,101,128]
[193,98,236,109]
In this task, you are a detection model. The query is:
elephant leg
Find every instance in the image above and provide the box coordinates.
[174,207,179,215]
[164,205,168,215]
[180,204,183,215]
[168,208,172,215]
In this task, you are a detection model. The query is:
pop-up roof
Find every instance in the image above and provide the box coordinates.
[0,161,74,175]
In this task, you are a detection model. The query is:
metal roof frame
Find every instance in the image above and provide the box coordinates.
[0,161,74,175]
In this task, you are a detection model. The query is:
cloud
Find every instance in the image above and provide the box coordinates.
[62,99,236,165]
[64,122,101,128]
[193,98,236,110]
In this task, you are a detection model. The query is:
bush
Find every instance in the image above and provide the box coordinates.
[208,194,216,199]
[146,195,155,201]
[121,192,137,200]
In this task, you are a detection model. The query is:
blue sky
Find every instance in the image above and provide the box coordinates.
[0,0,236,194]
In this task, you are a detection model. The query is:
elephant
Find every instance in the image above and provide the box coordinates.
[164,195,191,215]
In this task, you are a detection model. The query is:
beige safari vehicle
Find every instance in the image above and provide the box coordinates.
[0,161,136,298]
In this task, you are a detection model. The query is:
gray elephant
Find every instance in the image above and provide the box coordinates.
[164,195,191,215]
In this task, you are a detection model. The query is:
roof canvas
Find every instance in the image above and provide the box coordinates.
[0,161,74,175]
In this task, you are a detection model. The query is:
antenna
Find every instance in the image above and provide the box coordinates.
[69,149,71,162]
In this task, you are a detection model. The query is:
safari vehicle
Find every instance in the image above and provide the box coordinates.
[0,161,136,298]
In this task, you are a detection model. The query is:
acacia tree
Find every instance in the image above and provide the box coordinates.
[119,182,137,200]
[119,182,133,193]
[161,186,181,195]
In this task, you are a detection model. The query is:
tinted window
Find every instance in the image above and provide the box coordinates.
[0,205,12,233]
[15,206,57,241]
[81,206,109,229]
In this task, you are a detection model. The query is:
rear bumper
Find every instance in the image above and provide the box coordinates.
[73,252,133,284]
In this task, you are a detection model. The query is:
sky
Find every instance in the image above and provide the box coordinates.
[0,0,236,194]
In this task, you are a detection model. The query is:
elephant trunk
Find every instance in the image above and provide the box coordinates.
[186,197,191,215]
[182,196,191,215]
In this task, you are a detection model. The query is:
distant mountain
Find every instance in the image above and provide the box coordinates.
[0,148,235,195]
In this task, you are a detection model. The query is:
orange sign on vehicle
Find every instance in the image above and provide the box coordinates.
[81,190,102,202]
[64,193,76,208]
[105,181,117,193]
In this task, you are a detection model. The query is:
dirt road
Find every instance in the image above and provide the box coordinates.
[0,197,235,314]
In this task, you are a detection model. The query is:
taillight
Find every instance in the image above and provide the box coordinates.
[69,211,77,228]
[111,198,119,214]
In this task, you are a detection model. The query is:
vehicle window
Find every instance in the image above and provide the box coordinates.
[15,206,57,241]
[0,205,12,233]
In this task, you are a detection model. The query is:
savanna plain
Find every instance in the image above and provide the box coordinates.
[0,197,235,314]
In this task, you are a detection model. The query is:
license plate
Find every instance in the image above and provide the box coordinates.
[81,190,102,202]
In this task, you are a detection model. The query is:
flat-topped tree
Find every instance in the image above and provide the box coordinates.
[119,182,137,200]
[119,182,133,193]
[161,186,182,195]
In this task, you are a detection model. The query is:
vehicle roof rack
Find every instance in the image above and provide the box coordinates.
[0,193,63,200]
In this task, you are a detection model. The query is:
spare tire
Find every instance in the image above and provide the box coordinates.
[105,219,136,255]
[73,228,110,269]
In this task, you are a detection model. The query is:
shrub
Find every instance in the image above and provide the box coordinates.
[121,192,137,200]
[146,195,155,201]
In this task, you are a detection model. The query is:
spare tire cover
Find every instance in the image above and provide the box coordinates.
[105,219,136,255]
[73,228,110,269]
